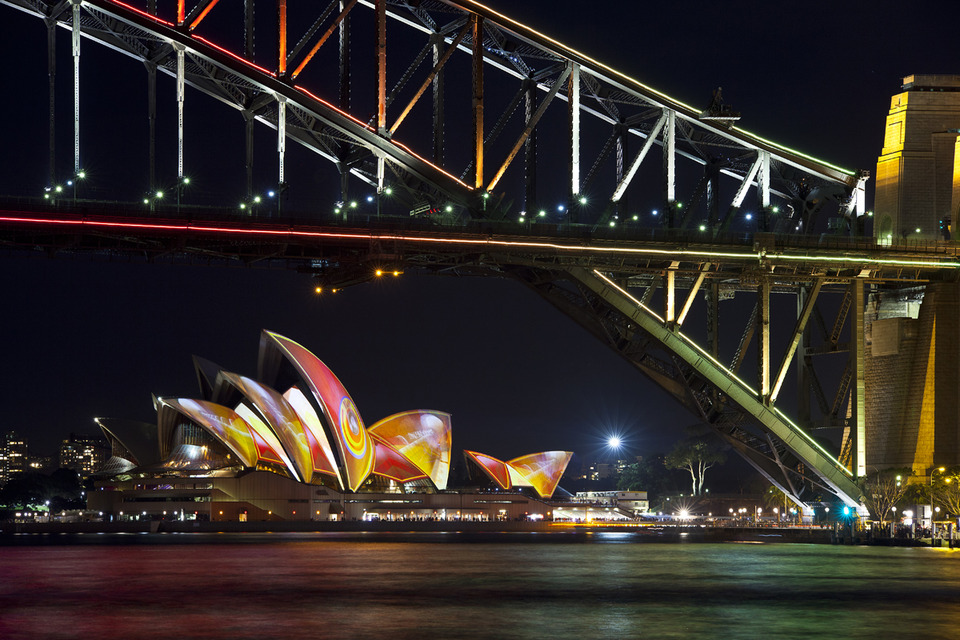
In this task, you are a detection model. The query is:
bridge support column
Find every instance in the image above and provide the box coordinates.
[375,0,386,133]
[431,35,443,164]
[568,62,580,206]
[72,0,81,181]
[852,279,866,477]
[472,14,484,192]
[758,277,771,402]
[524,80,537,214]
[664,109,675,225]
[244,0,254,58]
[277,96,287,213]
[146,61,157,195]
[615,124,626,219]
[45,17,56,187]
[243,109,254,197]
[175,44,186,188]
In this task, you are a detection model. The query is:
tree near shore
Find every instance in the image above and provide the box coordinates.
[859,469,911,526]
[665,439,725,496]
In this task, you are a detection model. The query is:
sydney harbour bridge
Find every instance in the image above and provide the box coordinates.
[1,0,957,513]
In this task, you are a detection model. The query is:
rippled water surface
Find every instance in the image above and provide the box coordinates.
[2,532,959,639]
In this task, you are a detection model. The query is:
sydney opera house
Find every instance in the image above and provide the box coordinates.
[89,331,573,522]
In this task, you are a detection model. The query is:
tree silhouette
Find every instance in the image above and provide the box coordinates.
[665,439,725,495]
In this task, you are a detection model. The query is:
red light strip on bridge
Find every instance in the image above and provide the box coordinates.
[294,85,375,132]
[1,213,957,269]
[192,35,277,77]
[293,86,471,190]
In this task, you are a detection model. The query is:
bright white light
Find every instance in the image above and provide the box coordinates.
[268,190,276,197]
[367,195,374,202]
[579,196,587,205]
[557,204,565,212]
[651,209,658,216]
[745,213,753,220]
[607,436,622,449]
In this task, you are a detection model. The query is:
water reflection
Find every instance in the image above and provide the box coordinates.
[1,537,958,639]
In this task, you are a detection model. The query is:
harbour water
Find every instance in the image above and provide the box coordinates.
[1,532,958,639]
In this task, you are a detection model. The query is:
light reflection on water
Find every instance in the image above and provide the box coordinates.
[1,534,959,639]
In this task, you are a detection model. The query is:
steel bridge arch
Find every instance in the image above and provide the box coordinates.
[5,0,866,229]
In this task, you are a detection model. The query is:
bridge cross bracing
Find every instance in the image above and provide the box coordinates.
[2,0,952,512]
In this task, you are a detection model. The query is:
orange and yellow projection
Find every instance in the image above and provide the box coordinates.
[466,450,572,498]
[262,331,375,491]
[368,411,452,490]
[159,398,261,468]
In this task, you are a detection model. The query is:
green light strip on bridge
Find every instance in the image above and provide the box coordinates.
[593,269,852,476]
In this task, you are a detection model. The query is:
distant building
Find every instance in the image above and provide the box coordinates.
[59,433,109,477]
[582,458,631,482]
[0,431,28,486]
[573,490,649,515]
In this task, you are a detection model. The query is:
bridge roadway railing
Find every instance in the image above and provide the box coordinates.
[2,196,958,269]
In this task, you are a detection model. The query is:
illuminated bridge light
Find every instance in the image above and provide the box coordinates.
[77,170,86,179]
[55,185,63,193]
[253,196,261,204]
[155,191,163,199]
[445,205,453,213]
[384,188,393,196]
[267,191,276,198]
[745,213,753,221]
[538,210,546,217]
[375,269,383,277]
[771,206,779,213]
[579,196,588,205]
[557,204,565,212]
[651,209,658,216]
[367,195,374,202]
[350,201,358,208]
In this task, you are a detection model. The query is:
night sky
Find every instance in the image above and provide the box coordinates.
[0,1,954,480]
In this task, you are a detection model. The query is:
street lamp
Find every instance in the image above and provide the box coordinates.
[931,466,946,541]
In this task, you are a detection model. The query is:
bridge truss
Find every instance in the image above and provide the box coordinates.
[5,0,866,230]
[2,0,947,511]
